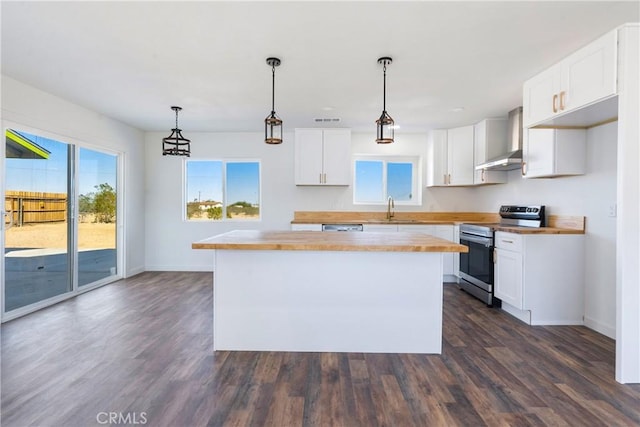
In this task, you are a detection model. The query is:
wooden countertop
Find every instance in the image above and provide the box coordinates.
[291,211,500,225]
[291,211,585,234]
[192,230,469,253]
[493,225,584,235]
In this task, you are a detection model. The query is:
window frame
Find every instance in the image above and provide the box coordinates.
[183,158,262,222]
[353,154,422,206]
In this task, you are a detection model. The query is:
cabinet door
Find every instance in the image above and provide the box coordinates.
[523,128,555,178]
[494,248,523,309]
[363,224,398,232]
[295,129,324,185]
[427,129,448,187]
[562,30,617,113]
[447,126,474,186]
[523,63,562,128]
[397,225,435,234]
[291,223,322,231]
[322,129,351,185]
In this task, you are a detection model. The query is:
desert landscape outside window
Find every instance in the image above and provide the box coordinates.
[3,129,118,314]
[185,160,260,221]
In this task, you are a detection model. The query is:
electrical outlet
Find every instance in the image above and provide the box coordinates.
[608,204,617,218]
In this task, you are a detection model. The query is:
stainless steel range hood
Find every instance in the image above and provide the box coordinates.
[476,107,523,171]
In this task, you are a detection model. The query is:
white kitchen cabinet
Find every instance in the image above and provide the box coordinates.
[523,29,618,128]
[363,224,398,232]
[291,223,322,231]
[426,129,448,187]
[473,118,508,185]
[427,126,474,187]
[447,126,475,186]
[494,231,585,325]
[494,239,524,309]
[522,128,586,178]
[295,128,351,186]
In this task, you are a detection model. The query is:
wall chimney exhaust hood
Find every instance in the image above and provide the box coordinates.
[476,107,523,171]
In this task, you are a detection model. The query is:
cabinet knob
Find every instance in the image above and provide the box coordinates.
[559,91,566,111]
[552,94,559,113]
[481,169,486,182]
[521,161,527,176]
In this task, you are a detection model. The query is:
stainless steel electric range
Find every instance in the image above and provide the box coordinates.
[458,205,545,306]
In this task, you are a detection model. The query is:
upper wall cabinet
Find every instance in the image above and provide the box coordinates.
[295,128,351,186]
[522,128,586,179]
[473,118,508,185]
[426,129,448,187]
[523,29,618,128]
[427,126,475,187]
[447,125,475,186]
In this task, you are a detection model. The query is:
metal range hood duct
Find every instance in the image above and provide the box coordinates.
[476,107,523,171]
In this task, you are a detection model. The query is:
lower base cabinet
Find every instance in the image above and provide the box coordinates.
[494,231,585,325]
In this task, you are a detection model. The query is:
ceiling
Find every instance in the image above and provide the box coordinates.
[2,1,638,134]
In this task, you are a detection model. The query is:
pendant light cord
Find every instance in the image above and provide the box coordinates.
[382,61,387,112]
[271,64,276,113]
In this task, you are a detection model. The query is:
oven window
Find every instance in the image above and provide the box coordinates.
[460,237,493,284]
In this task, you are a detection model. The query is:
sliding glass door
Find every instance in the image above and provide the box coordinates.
[3,130,72,312]
[2,128,119,317]
[78,148,117,287]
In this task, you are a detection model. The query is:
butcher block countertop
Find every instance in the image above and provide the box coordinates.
[192,230,469,253]
[291,211,500,225]
[291,211,585,234]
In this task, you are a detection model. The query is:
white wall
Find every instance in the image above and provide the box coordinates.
[1,76,146,277]
[144,123,618,339]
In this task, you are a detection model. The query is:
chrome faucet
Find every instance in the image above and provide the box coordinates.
[386,196,395,221]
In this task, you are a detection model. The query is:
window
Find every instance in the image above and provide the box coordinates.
[185,160,260,221]
[353,156,421,205]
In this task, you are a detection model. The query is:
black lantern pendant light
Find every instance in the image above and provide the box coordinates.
[376,57,395,144]
[162,106,191,156]
[265,57,283,144]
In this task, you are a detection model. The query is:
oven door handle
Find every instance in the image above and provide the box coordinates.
[460,234,493,247]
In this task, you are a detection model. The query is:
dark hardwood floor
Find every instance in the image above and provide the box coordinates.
[1,272,639,426]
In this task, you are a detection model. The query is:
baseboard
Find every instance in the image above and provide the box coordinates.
[584,316,615,339]
[125,265,145,277]
[145,264,213,272]
[500,302,531,325]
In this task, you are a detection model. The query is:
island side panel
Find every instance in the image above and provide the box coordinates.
[213,249,443,353]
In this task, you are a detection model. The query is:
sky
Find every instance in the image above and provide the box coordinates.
[355,160,412,203]
[186,160,260,205]
[5,130,116,196]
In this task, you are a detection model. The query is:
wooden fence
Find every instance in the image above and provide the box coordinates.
[4,191,67,226]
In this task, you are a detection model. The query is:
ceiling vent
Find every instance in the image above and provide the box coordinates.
[314,118,341,123]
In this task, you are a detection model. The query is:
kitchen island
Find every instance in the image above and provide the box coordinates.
[193,230,468,354]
